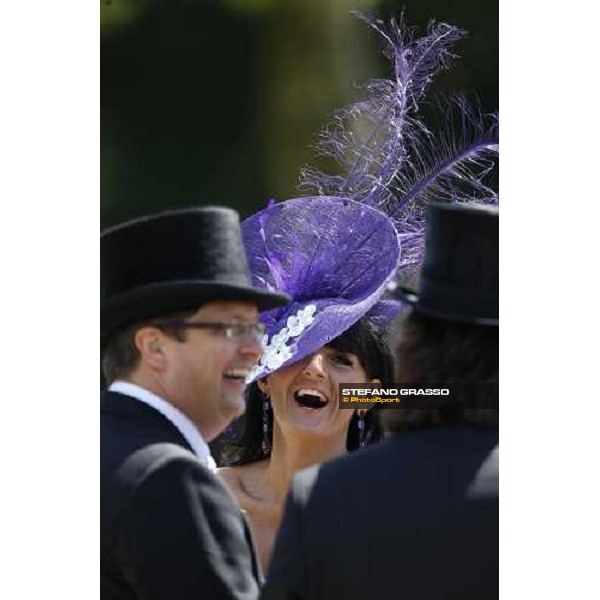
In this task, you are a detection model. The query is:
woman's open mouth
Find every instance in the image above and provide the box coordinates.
[293,389,329,410]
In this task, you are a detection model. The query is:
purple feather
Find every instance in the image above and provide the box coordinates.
[300,12,499,279]
[257,199,287,292]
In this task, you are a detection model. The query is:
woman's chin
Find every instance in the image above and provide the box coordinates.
[278,405,344,437]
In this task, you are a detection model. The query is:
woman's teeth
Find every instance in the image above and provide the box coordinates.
[293,389,328,409]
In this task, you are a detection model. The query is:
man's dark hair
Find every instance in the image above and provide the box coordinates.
[219,317,395,466]
[381,310,499,432]
[101,308,198,384]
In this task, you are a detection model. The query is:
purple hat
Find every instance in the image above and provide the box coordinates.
[243,197,400,381]
[243,13,499,381]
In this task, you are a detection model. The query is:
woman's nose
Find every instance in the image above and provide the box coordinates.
[302,352,326,378]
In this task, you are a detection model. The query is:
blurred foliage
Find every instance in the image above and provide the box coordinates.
[101,0,142,31]
[101,0,497,229]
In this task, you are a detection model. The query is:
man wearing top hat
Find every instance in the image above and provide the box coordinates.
[101,207,290,600]
[261,203,499,600]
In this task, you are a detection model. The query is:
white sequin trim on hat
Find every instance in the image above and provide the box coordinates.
[247,304,317,382]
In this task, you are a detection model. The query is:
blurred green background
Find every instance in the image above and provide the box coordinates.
[101,0,498,229]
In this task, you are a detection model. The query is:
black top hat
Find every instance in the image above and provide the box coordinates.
[101,207,291,347]
[392,203,498,325]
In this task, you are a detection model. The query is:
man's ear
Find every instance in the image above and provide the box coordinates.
[134,327,167,371]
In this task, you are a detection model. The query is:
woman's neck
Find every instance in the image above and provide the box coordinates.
[264,427,348,504]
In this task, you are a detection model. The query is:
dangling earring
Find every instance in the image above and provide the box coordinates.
[262,397,272,456]
[357,411,366,448]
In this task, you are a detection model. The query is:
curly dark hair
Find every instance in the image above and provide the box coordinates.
[219,317,395,466]
[381,310,499,432]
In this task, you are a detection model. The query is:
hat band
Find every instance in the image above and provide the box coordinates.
[419,278,498,319]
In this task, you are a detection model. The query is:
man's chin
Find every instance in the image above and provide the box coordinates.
[221,393,247,420]
[203,396,246,442]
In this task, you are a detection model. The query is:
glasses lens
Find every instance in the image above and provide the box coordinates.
[228,323,266,342]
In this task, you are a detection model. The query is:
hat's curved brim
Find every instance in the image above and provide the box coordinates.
[395,287,499,326]
[101,280,291,348]
[242,196,403,382]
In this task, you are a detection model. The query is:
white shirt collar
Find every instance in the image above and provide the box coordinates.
[108,380,216,471]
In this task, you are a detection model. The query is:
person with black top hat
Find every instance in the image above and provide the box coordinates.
[101,207,290,600]
[260,202,499,600]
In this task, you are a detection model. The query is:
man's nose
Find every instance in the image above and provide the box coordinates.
[238,335,263,362]
[302,352,326,378]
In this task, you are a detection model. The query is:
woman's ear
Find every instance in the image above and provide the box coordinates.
[257,377,270,397]
[364,378,381,413]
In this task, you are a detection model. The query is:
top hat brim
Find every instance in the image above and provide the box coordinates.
[101,280,291,348]
[395,286,499,326]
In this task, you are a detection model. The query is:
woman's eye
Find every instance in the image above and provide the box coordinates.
[331,354,353,367]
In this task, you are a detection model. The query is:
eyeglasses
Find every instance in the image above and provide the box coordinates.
[153,320,266,344]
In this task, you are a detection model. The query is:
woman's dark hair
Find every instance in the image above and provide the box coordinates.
[381,310,499,433]
[219,317,395,466]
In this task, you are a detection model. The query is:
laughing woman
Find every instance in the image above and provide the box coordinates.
[217,197,401,572]
[219,10,500,571]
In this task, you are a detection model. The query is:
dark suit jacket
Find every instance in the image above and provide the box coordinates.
[262,428,499,600]
[101,391,262,600]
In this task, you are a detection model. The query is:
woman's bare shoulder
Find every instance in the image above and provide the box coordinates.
[216,465,241,489]
[217,462,268,496]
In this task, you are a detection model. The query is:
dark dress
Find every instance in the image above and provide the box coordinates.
[101,391,262,600]
[262,428,499,600]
